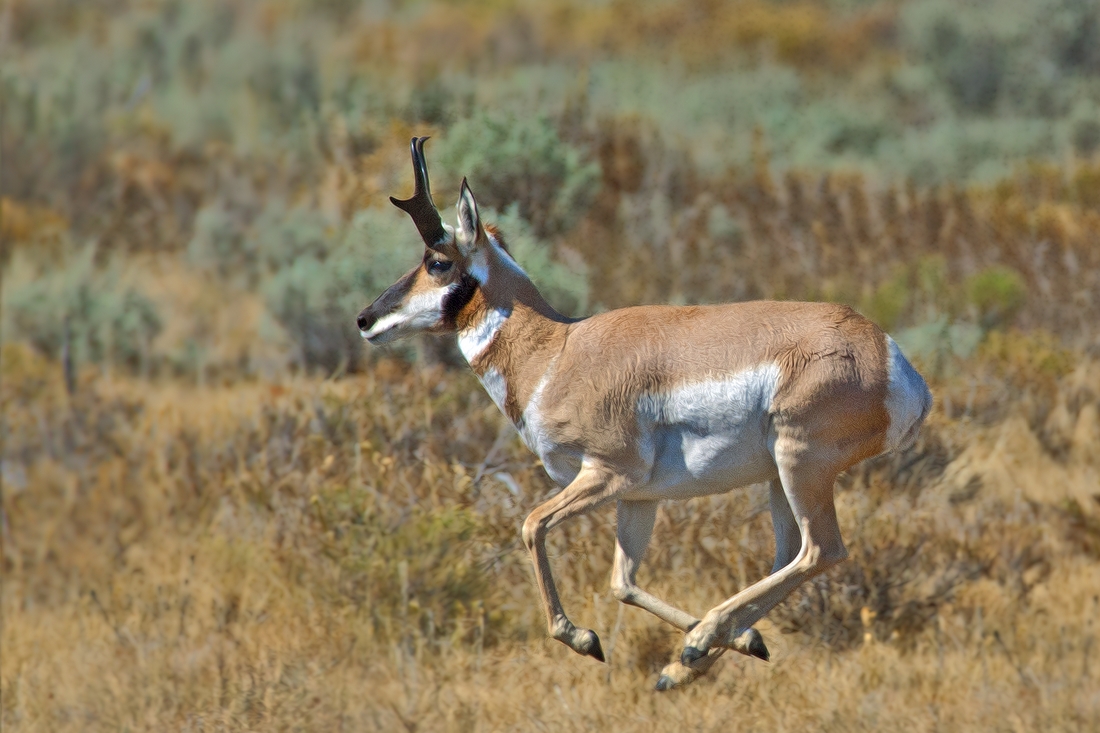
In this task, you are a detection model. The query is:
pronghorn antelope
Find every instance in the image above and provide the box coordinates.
[358,138,933,690]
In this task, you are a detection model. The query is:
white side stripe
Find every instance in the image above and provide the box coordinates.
[476,366,509,416]
[637,365,782,429]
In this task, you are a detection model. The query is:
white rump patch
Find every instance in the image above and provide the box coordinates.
[361,286,452,342]
[457,307,510,362]
[883,335,932,452]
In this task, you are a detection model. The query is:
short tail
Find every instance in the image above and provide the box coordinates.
[884,336,933,453]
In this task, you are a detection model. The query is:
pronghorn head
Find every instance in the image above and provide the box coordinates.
[357,137,495,345]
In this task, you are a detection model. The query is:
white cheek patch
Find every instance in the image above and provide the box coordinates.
[457,307,509,363]
[361,286,453,341]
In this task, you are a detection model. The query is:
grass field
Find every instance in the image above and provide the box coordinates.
[3,1,1100,730]
[3,346,1099,730]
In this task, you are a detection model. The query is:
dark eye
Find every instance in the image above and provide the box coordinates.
[427,260,453,275]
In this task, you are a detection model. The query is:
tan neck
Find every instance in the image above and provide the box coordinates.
[456,241,573,422]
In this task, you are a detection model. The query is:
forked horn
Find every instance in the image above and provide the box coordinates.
[390,136,448,251]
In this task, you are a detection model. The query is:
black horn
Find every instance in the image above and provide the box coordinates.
[390,137,448,250]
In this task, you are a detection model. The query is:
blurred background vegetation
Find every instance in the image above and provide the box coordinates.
[2,1,1100,729]
[3,0,1100,378]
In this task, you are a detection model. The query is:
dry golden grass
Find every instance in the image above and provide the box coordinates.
[3,341,1099,731]
[345,0,898,74]
[5,3,1100,728]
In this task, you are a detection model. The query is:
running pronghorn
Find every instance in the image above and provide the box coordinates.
[358,138,932,690]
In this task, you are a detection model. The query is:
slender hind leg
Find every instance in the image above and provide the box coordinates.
[666,449,849,685]
[769,477,801,573]
[654,479,815,690]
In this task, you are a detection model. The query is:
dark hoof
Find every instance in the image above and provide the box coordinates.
[748,633,770,662]
[680,646,705,666]
[655,675,675,692]
[585,633,606,663]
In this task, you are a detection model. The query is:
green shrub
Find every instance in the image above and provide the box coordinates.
[1068,99,1100,155]
[884,263,1029,376]
[965,265,1027,330]
[900,0,1100,121]
[1,247,161,373]
[263,254,370,374]
[186,204,251,279]
[893,317,984,375]
[859,255,956,332]
[862,269,911,333]
[251,203,335,272]
[706,203,743,245]
[1047,0,1100,74]
[261,207,413,374]
[404,76,457,126]
[311,484,500,643]
[437,112,600,238]
[941,32,1006,114]
[259,202,587,374]
[188,202,348,284]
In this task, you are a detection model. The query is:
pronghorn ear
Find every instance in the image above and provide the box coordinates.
[456,178,484,256]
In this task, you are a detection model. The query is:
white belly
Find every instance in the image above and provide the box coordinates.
[624,424,778,500]
[509,363,782,496]
[623,365,781,500]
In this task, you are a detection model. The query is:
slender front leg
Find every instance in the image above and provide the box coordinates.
[611,500,696,630]
[521,465,622,662]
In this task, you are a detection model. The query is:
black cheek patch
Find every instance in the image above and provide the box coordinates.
[441,274,479,329]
